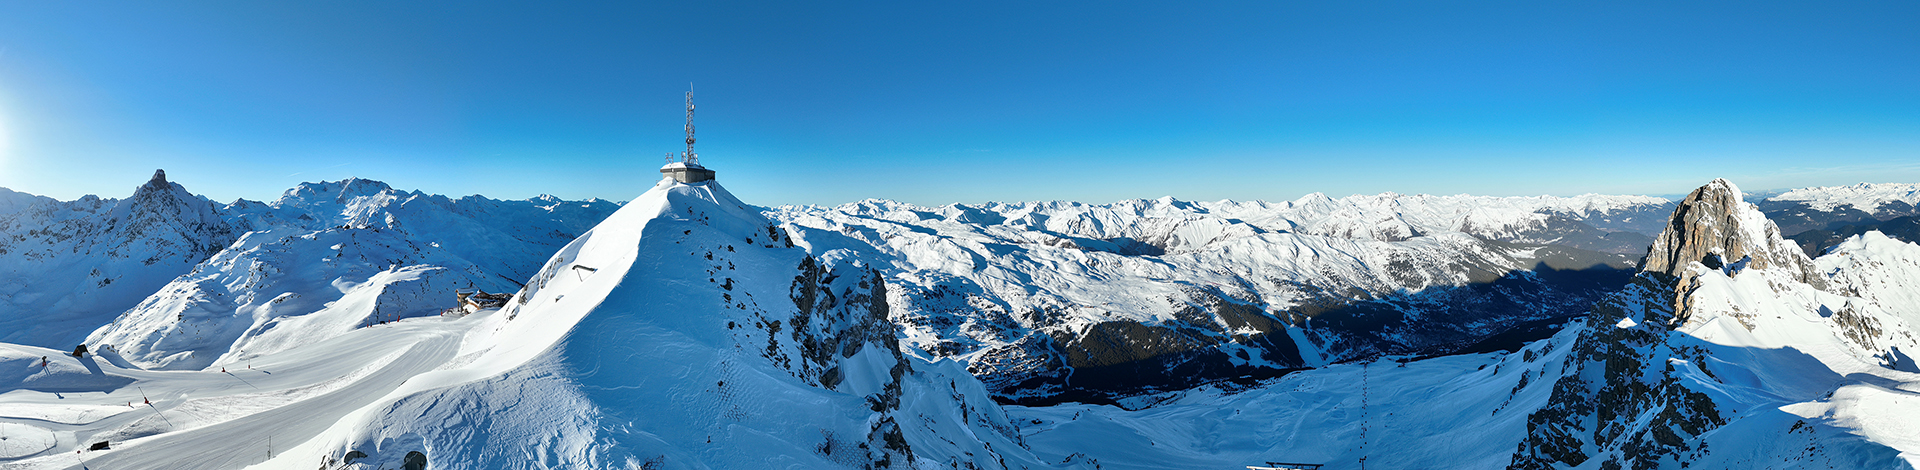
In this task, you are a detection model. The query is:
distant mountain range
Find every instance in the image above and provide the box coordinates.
[2,173,1917,469]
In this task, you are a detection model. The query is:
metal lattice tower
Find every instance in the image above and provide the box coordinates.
[682,88,698,165]
[659,86,717,184]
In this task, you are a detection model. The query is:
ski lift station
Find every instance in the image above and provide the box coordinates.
[661,161,714,183]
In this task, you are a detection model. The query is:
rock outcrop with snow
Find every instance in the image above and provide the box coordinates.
[1509,179,1920,469]
[0,170,242,349]
[1644,178,1819,285]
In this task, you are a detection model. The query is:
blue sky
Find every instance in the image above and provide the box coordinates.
[1,1,1916,206]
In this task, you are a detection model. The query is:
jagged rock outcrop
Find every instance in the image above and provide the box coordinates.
[1510,181,1777,470]
[1507,273,1727,470]
[1510,179,1920,469]
[1642,179,1828,327]
[1642,178,1821,285]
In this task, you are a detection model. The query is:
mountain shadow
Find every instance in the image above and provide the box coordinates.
[1000,252,1637,407]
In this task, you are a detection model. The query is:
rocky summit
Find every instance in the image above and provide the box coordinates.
[1642,178,1824,285]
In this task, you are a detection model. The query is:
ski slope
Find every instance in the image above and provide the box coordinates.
[2,177,1047,470]
[0,314,465,469]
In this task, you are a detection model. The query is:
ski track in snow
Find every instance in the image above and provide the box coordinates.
[0,317,462,469]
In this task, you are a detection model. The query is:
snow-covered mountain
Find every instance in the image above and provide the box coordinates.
[769,193,1671,403]
[283,178,1049,469]
[6,174,1920,469]
[1758,183,1920,255]
[0,176,1050,470]
[1002,179,1920,469]
[1771,182,1920,213]
[0,172,620,370]
[0,170,241,350]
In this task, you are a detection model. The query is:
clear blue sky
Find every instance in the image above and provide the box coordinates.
[1,1,1916,206]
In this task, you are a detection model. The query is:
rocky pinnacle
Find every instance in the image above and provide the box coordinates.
[1642,179,1819,280]
[1642,179,1825,325]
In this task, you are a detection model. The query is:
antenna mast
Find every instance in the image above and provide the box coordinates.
[682,86,698,165]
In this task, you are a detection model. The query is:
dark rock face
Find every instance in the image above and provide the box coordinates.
[783,254,918,466]
[1508,273,1726,470]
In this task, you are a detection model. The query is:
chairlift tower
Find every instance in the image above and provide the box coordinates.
[661,87,716,183]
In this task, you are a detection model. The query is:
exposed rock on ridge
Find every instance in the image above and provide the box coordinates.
[1642,178,1823,288]
[0,169,242,348]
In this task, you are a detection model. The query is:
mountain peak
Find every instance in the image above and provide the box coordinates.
[1642,178,1818,284]
[134,169,177,196]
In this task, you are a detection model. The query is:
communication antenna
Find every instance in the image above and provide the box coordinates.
[682,85,698,165]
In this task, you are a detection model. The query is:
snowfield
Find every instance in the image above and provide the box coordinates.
[2,175,1919,469]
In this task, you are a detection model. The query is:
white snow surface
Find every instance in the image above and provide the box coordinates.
[1772,182,1920,212]
[0,178,1045,470]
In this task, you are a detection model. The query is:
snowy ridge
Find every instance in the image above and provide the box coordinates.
[1772,182,1920,213]
[279,178,1044,469]
[0,187,53,216]
[0,171,242,350]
